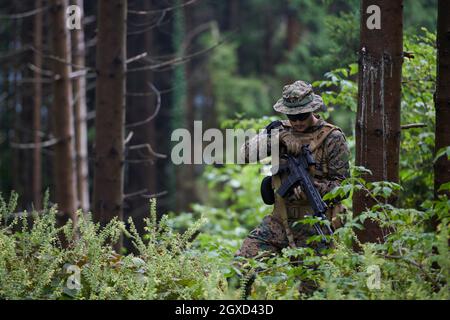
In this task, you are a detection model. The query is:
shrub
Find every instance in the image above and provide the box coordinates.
[0,193,228,300]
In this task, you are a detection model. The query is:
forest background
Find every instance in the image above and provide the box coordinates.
[0,0,448,300]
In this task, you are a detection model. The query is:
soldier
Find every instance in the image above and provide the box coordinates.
[236,80,350,264]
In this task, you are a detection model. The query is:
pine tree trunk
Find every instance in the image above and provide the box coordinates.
[33,0,43,210]
[434,0,450,197]
[20,12,34,210]
[354,0,403,243]
[124,0,157,252]
[49,0,78,223]
[286,8,301,52]
[71,0,90,213]
[93,0,127,248]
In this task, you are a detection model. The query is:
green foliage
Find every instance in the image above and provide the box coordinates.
[0,194,228,300]
[240,172,449,299]
[399,29,437,207]
[168,160,449,300]
[205,33,273,122]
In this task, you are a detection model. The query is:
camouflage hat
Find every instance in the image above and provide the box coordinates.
[273,80,324,115]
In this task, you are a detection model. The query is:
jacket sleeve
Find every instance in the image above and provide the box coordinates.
[314,130,350,197]
[239,122,282,163]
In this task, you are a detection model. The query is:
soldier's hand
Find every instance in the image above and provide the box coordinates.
[293,185,307,201]
[279,131,301,156]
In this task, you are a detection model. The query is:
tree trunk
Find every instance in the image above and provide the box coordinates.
[33,0,43,210]
[20,12,34,210]
[49,0,78,223]
[124,0,157,252]
[286,7,301,52]
[71,0,90,214]
[354,0,403,243]
[93,0,127,249]
[434,0,450,197]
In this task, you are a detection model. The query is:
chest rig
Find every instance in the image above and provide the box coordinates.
[270,120,341,248]
[278,120,341,179]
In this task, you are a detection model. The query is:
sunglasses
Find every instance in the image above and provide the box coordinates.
[287,112,311,122]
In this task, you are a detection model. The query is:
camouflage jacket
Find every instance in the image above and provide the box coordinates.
[240,117,350,199]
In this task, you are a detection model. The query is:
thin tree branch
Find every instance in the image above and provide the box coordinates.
[10,138,60,149]
[128,144,167,159]
[126,83,161,128]
[126,52,148,64]
[127,37,228,73]
[0,5,49,19]
[141,191,169,199]
[27,63,54,77]
[128,0,198,15]
[124,189,148,199]
[124,131,134,145]
[401,123,427,130]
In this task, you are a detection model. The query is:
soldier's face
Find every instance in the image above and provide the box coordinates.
[287,113,313,132]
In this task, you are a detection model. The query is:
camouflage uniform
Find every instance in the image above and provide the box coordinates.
[236,81,350,258]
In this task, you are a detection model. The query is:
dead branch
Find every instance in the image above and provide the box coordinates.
[29,45,94,71]
[126,52,148,64]
[27,63,54,77]
[401,123,427,130]
[141,191,169,199]
[124,131,134,145]
[128,0,198,15]
[124,188,148,199]
[127,11,167,36]
[0,5,49,19]
[69,69,88,79]
[126,83,161,128]
[10,137,60,149]
[127,37,228,73]
[128,143,167,159]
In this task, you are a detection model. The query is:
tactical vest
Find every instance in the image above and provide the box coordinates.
[278,119,342,176]
[271,120,343,247]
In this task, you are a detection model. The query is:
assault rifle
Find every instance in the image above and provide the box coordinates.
[276,144,333,242]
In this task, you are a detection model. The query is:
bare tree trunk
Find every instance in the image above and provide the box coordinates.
[124,0,157,252]
[11,18,20,201]
[228,0,239,31]
[286,7,301,52]
[354,0,403,243]
[434,0,450,198]
[178,3,199,211]
[49,0,78,223]
[33,0,43,210]
[20,12,34,210]
[71,0,89,213]
[93,0,127,249]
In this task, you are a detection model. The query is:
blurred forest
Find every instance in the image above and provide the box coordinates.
[0,0,440,217]
[0,0,449,300]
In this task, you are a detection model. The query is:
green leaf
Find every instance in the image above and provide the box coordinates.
[434,146,450,163]
[349,63,358,75]
[382,186,392,198]
[438,182,450,192]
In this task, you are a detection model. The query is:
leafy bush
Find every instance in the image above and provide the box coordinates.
[0,193,228,300]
